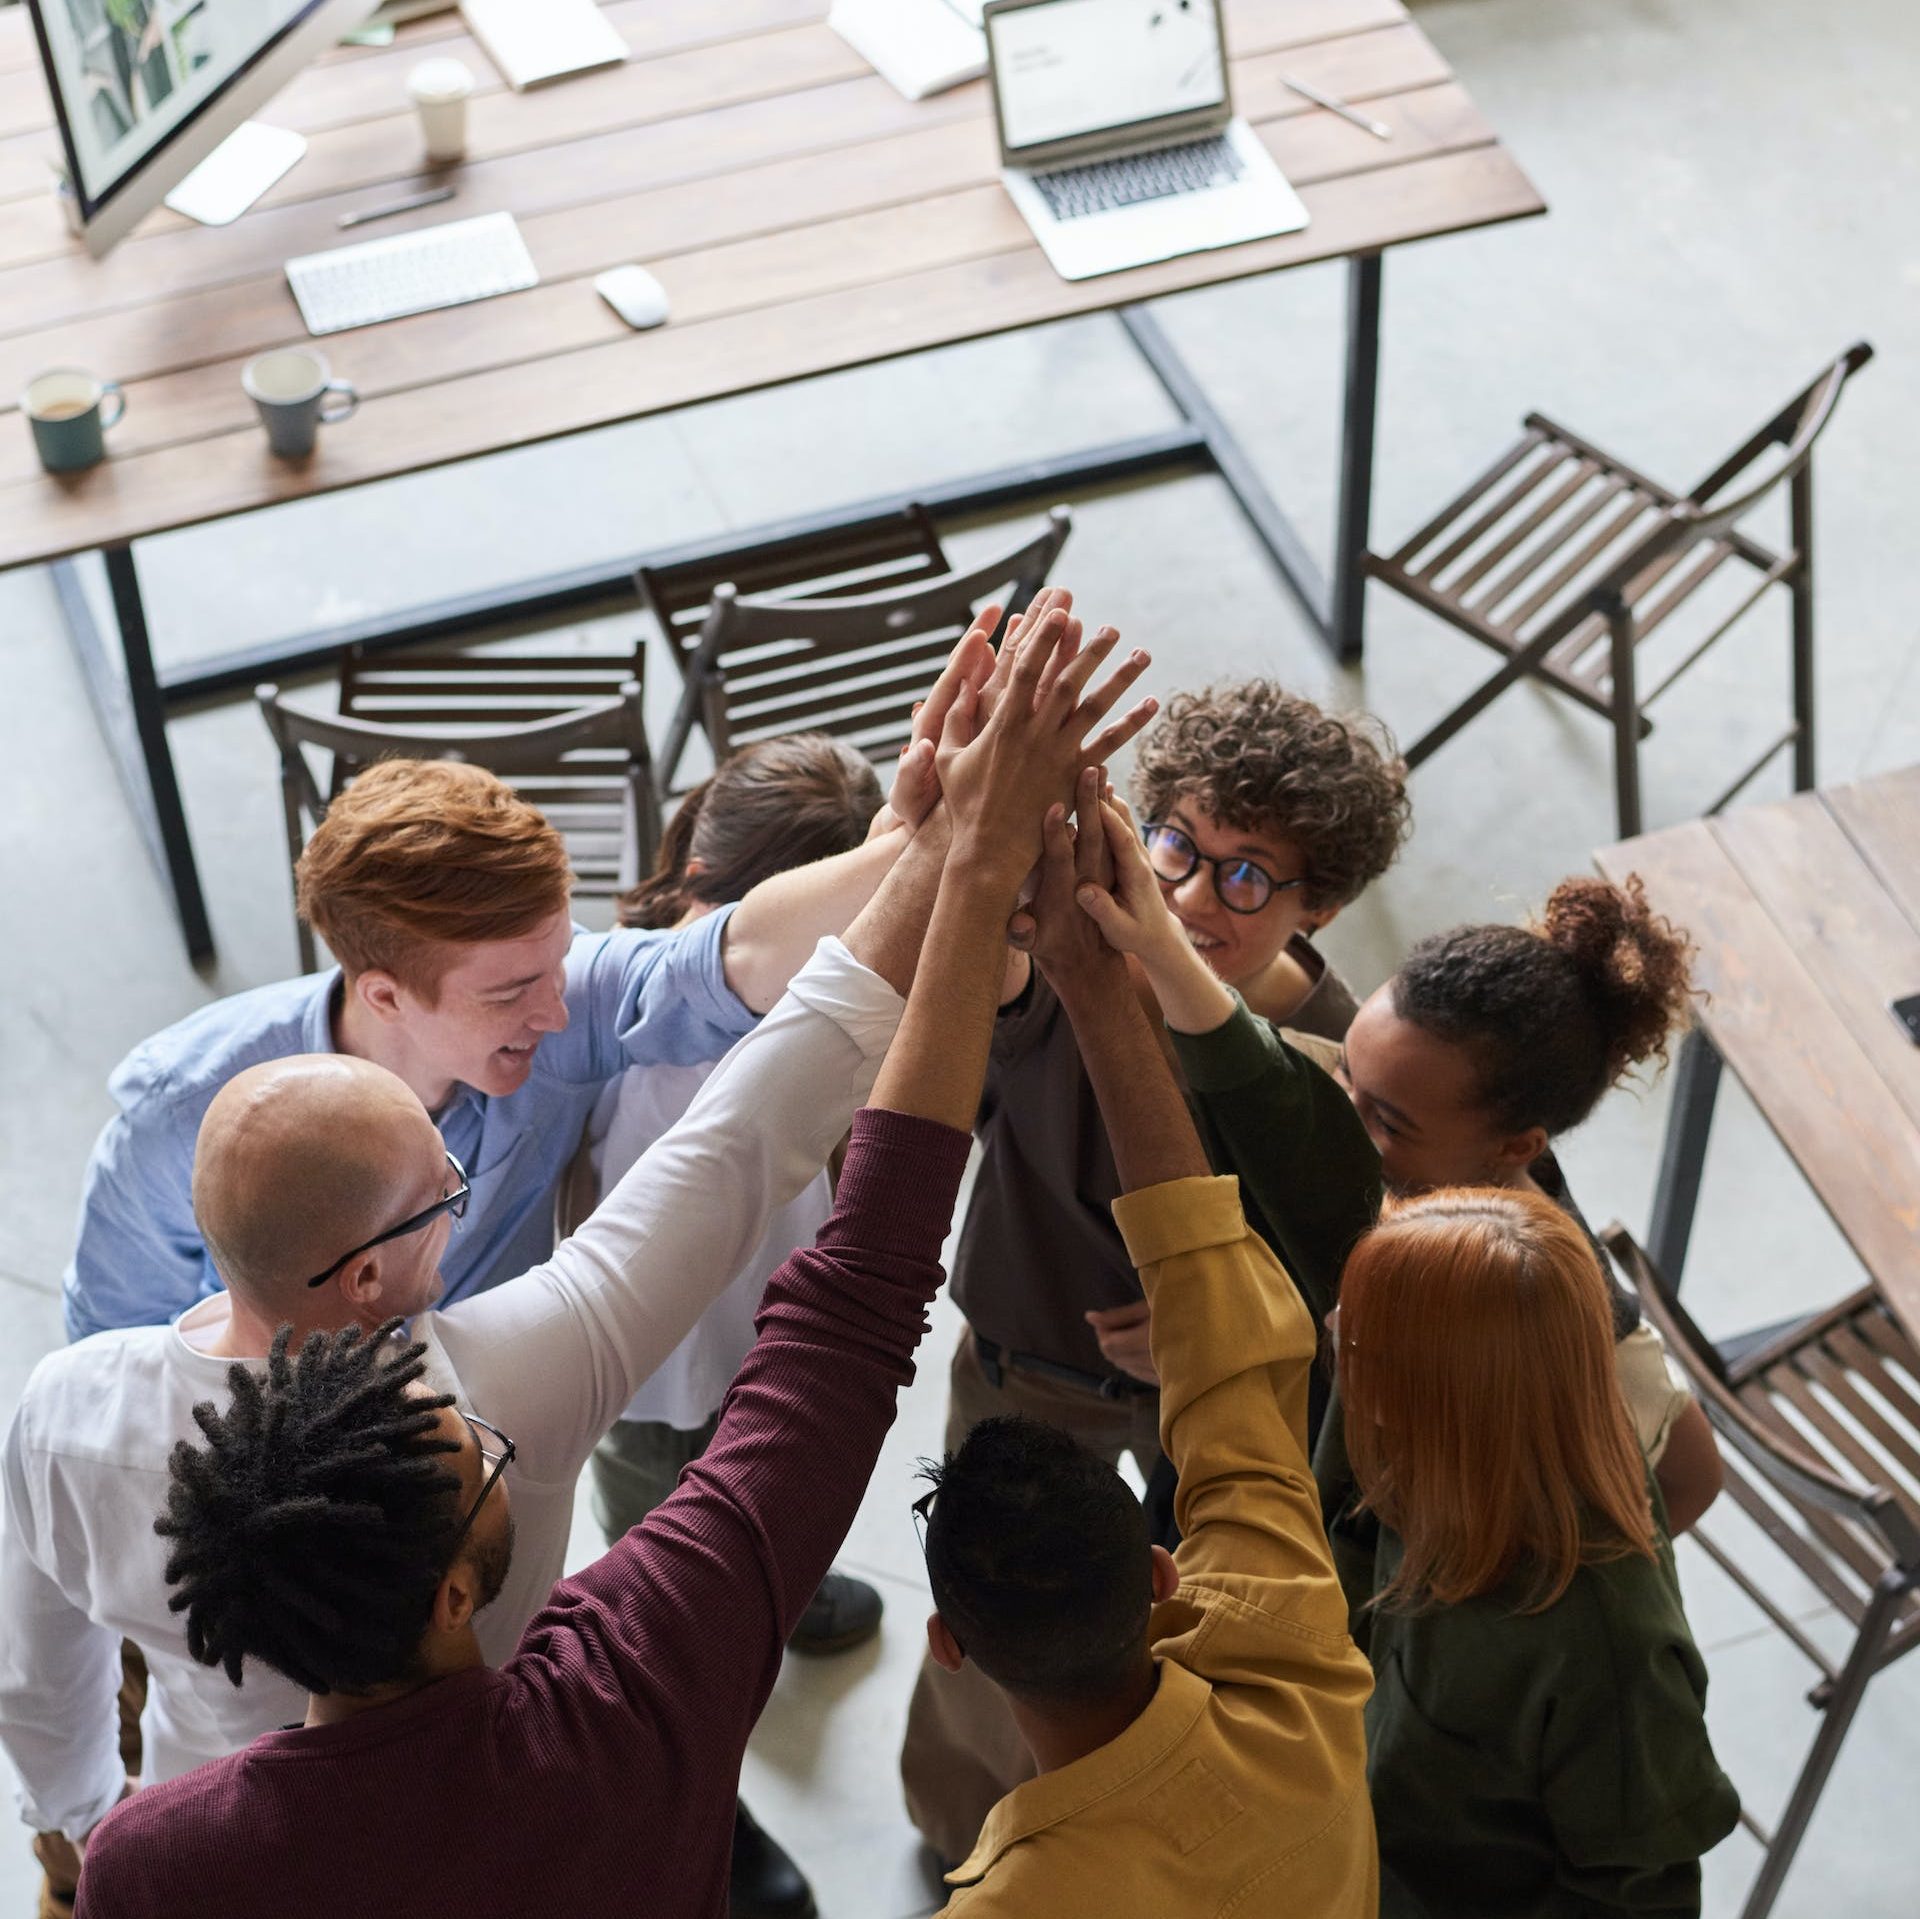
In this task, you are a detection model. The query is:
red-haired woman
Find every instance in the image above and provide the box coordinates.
[1336,1189,1738,1913]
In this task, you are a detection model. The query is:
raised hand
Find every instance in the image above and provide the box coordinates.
[886,603,1002,830]
[1025,769,1127,990]
[936,610,1154,889]
[1077,795,1236,1035]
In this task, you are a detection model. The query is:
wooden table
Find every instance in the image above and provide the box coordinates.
[1597,765,1920,1346]
[0,0,1543,957]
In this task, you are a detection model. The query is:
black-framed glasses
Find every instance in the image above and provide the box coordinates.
[448,1413,515,1561]
[1142,822,1306,917]
[911,1486,938,1556]
[302,1150,471,1289]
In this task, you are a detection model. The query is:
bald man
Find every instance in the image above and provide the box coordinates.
[0,840,940,1876]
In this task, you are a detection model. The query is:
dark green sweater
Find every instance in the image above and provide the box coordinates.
[1168,1001,1739,1915]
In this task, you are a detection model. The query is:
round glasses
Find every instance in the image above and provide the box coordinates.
[1142,823,1305,916]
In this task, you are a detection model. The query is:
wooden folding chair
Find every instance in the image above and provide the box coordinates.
[645,507,1070,795]
[257,679,658,973]
[1369,344,1872,836]
[1606,1225,1920,1919]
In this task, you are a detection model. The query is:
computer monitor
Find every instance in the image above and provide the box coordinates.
[28,0,380,257]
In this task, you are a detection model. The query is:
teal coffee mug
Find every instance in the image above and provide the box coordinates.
[23,368,125,474]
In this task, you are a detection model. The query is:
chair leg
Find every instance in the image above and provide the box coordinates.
[1739,1570,1911,1919]
[1788,466,1816,794]
[1608,604,1644,839]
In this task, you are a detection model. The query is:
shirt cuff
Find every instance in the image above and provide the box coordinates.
[677,900,758,1038]
[1112,1174,1249,1269]
[1166,994,1276,1093]
[829,1109,973,1256]
[781,937,906,1064]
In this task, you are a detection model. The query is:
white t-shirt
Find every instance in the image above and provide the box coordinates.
[589,1067,833,1433]
[0,940,901,1841]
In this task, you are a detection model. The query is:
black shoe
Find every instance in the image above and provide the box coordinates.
[787,1566,884,1655]
[730,1801,816,1919]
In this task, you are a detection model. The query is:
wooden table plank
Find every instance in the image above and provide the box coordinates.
[1826,765,1920,937]
[0,74,1493,450]
[1712,792,1920,1132]
[1598,818,1920,1332]
[0,141,1541,566]
[0,0,1412,271]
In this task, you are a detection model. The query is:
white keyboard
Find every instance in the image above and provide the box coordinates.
[285,211,540,336]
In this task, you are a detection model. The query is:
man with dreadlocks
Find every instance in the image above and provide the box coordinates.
[72,606,1146,1918]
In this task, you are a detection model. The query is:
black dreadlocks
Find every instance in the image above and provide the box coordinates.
[155,1319,464,1696]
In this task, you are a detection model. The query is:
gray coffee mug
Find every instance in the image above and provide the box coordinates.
[243,348,358,459]
[23,368,125,474]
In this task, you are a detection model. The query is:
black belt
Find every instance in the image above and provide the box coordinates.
[972,1332,1155,1401]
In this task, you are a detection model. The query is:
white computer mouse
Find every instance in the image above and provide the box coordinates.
[595,265,670,330]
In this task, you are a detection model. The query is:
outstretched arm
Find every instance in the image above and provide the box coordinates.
[512,606,1158,1762]
[1038,796,1357,1671]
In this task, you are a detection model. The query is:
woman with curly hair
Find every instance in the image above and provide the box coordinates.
[901,680,1412,1865]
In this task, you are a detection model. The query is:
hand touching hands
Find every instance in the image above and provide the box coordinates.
[935,607,1154,889]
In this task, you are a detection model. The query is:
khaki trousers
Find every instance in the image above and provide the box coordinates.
[34,1642,146,1918]
[899,1328,1162,1865]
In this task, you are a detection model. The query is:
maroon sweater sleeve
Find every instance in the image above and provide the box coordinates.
[501,1107,970,1770]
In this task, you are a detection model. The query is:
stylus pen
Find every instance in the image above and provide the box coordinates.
[338,186,456,229]
[1282,74,1393,140]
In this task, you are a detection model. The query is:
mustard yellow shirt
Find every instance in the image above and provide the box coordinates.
[940,1175,1378,1918]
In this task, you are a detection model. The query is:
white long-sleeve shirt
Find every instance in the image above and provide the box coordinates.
[0,939,901,1842]
[588,1065,833,1433]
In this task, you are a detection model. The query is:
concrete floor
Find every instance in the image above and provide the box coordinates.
[3,0,1919,1911]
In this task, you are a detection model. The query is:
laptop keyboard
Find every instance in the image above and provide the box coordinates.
[1032,134,1244,223]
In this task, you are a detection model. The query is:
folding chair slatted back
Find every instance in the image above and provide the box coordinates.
[651,507,1070,792]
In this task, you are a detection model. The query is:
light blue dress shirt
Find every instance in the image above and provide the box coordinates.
[62,911,752,1342]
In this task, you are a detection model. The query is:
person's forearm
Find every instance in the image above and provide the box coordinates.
[869,855,1019,1131]
[722,829,909,1015]
[1054,963,1209,1191]
[839,812,950,998]
[1136,929,1237,1037]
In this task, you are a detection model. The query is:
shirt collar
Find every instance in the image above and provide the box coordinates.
[306,968,486,1126]
[947,1659,1212,1887]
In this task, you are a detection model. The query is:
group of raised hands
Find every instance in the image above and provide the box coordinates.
[880,584,1222,989]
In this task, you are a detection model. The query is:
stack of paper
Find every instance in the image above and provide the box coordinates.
[460,0,628,91]
[830,0,987,102]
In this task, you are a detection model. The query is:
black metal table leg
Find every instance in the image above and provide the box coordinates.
[52,546,214,963]
[1647,1026,1724,1288]
[1329,251,1384,664]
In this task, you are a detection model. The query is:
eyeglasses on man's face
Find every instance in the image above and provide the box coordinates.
[1142,821,1307,917]
[302,1150,470,1290]
[447,1412,515,1564]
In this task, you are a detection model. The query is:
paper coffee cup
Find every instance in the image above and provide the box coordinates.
[408,58,474,164]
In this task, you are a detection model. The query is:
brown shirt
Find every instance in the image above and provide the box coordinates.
[952,939,1358,1381]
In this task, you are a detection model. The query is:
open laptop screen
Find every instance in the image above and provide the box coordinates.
[988,0,1227,157]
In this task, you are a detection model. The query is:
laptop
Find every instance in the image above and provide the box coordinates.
[984,0,1308,283]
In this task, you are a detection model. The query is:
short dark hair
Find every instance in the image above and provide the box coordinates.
[155,1321,464,1695]
[618,733,883,930]
[921,1417,1152,1705]
[1393,875,1696,1137]
[1129,681,1410,910]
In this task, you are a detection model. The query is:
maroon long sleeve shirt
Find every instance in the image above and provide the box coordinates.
[77,1110,970,1919]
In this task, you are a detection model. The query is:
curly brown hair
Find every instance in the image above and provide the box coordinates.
[1393,875,1697,1137]
[1128,681,1410,909]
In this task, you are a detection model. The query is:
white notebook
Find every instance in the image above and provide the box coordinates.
[830,0,985,102]
[459,0,627,90]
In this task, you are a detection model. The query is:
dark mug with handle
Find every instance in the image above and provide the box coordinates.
[243,347,358,460]
[23,368,125,473]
